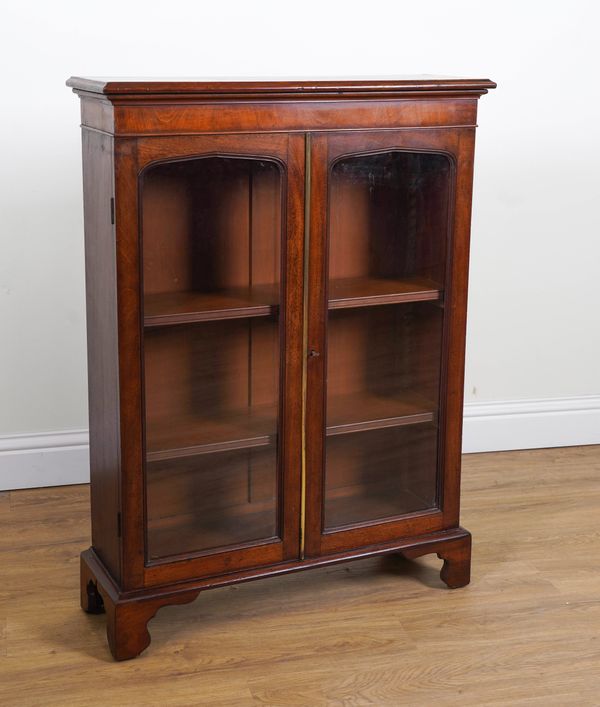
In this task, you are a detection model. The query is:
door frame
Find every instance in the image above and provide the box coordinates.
[114,132,305,589]
[304,128,476,557]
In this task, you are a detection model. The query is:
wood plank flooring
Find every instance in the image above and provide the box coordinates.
[1,445,599,706]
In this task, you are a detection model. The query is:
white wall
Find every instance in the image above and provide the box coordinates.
[1,0,599,488]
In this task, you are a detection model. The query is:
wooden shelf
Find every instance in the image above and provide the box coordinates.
[144,284,279,327]
[324,484,432,531]
[146,392,434,462]
[143,276,440,328]
[147,501,278,561]
[328,276,441,309]
[146,404,277,461]
[327,391,434,436]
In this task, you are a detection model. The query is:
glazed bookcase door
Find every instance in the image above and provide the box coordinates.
[116,134,304,587]
[304,129,473,557]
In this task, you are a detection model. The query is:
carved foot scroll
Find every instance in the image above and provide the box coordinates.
[80,550,200,660]
[400,529,472,589]
[104,590,201,660]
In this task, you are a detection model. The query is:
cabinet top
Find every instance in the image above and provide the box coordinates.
[66,75,496,98]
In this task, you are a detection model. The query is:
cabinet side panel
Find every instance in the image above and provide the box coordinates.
[82,129,121,582]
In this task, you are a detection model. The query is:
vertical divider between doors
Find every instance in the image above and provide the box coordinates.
[300,133,312,559]
[303,134,328,559]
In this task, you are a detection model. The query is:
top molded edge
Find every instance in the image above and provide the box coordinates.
[66,76,497,97]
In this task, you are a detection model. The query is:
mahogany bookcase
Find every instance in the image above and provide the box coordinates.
[67,76,496,660]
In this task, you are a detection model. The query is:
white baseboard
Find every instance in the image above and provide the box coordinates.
[0,429,90,491]
[1,395,599,490]
[462,395,600,453]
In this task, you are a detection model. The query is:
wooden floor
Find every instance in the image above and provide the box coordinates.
[1,446,600,706]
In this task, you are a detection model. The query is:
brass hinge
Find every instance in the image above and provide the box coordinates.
[110,197,115,225]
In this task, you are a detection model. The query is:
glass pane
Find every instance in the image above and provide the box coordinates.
[141,156,283,560]
[324,151,450,531]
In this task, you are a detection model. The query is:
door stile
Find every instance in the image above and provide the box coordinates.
[114,136,146,591]
[436,128,477,530]
[279,133,306,561]
[303,134,329,558]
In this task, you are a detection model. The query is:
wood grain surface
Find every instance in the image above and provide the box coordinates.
[1,445,599,705]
